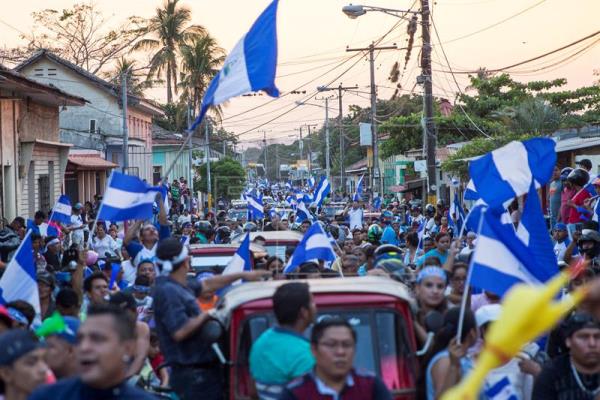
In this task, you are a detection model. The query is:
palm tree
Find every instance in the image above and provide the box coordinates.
[135,0,205,103]
[104,57,149,96]
[179,33,226,117]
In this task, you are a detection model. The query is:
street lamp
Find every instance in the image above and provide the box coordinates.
[341,2,437,202]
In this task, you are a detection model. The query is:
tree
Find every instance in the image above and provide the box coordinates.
[103,57,150,96]
[179,33,225,116]
[134,0,205,103]
[194,157,246,199]
[0,3,147,73]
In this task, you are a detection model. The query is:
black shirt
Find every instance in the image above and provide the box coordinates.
[28,377,156,399]
[533,354,600,400]
[153,276,216,366]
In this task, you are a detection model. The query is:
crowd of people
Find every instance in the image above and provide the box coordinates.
[0,161,600,400]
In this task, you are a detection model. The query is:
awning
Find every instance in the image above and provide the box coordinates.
[388,185,406,193]
[400,178,426,192]
[68,154,117,170]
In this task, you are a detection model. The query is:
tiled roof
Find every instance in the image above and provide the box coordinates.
[68,154,117,170]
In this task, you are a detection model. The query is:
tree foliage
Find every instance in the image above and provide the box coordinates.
[194,157,246,199]
[134,0,206,103]
[0,3,147,74]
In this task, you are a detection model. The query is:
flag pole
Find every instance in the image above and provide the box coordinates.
[87,171,114,248]
[456,206,486,344]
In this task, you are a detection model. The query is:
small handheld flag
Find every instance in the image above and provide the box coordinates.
[284,223,337,273]
[49,195,72,225]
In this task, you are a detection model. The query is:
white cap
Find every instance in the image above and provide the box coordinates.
[475,304,502,328]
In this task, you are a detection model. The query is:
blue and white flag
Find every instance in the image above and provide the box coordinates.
[470,183,558,297]
[593,197,600,223]
[464,179,480,201]
[222,234,252,277]
[49,195,72,225]
[189,0,280,131]
[353,175,364,202]
[448,191,465,232]
[313,177,331,207]
[284,223,337,273]
[469,138,556,210]
[308,176,316,189]
[0,231,40,317]
[246,194,264,220]
[98,172,163,222]
[373,196,382,210]
[285,180,292,190]
[296,201,313,223]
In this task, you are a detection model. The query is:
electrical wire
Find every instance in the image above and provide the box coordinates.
[436,0,549,46]
[431,15,492,138]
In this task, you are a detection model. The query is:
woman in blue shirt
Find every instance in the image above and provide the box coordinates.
[416,232,451,268]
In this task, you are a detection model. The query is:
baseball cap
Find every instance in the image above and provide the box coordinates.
[0,330,42,366]
[563,312,600,337]
[576,159,592,170]
[49,316,81,345]
[73,202,83,210]
[475,304,502,328]
[553,223,568,232]
[37,271,55,288]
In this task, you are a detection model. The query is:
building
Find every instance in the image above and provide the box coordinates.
[0,65,85,221]
[15,50,164,184]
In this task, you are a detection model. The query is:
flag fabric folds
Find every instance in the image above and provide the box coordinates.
[222,234,253,277]
[313,177,331,208]
[246,194,264,220]
[296,201,313,223]
[49,195,72,225]
[189,0,280,132]
[97,172,163,222]
[373,196,382,210]
[284,223,337,273]
[468,138,556,210]
[449,191,466,233]
[0,231,40,317]
[470,184,558,297]
[353,175,364,202]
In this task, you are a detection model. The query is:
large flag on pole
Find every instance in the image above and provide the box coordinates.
[313,177,331,208]
[468,138,556,210]
[353,175,364,202]
[97,172,164,222]
[189,0,280,131]
[0,231,40,317]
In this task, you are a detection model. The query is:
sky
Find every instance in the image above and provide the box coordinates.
[1,0,599,150]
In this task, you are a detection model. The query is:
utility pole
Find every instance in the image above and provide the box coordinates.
[347,43,397,196]
[276,143,280,181]
[222,140,227,157]
[205,121,212,211]
[187,102,193,212]
[263,131,268,180]
[121,72,129,173]
[420,0,436,201]
[298,126,304,184]
[314,95,335,187]
[317,83,358,192]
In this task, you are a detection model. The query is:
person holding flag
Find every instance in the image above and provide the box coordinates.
[343,200,364,231]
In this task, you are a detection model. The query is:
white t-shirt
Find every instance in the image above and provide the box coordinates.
[177,214,192,225]
[553,239,571,262]
[121,259,137,283]
[92,235,119,258]
[348,208,364,230]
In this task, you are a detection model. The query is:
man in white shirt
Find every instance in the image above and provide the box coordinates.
[344,201,363,231]
[552,223,572,262]
[69,203,85,248]
[177,209,192,226]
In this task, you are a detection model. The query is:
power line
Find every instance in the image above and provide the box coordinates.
[435,29,600,74]
[436,0,549,46]
[430,15,491,138]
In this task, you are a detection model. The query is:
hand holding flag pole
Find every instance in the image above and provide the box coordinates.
[443,262,589,400]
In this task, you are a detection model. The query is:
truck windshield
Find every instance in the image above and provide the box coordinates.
[235,308,415,396]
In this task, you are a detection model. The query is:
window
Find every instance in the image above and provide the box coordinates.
[89,119,97,134]
[235,308,416,398]
[153,166,162,185]
[47,68,57,76]
[38,175,51,213]
[34,68,43,77]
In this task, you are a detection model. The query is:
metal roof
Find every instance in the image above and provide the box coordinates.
[68,154,117,170]
[212,276,415,326]
[231,230,304,244]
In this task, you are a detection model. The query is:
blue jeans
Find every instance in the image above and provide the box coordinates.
[170,366,223,400]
